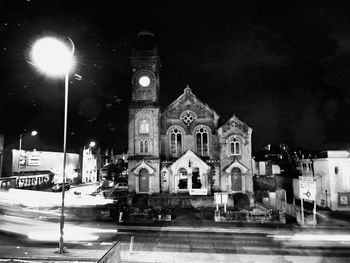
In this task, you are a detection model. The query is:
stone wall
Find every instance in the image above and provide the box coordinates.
[147,194,234,208]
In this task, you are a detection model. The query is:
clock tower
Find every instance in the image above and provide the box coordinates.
[128,32,161,194]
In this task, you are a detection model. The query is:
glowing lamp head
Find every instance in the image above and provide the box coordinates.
[89,141,96,148]
[139,75,151,87]
[31,37,74,77]
[31,130,38,136]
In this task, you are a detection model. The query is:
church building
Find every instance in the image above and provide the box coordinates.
[127,32,253,196]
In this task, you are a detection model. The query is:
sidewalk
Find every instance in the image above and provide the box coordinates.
[1,245,350,263]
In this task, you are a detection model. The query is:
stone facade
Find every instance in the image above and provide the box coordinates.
[128,33,253,195]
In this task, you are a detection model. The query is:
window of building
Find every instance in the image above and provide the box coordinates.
[192,167,202,189]
[170,127,182,157]
[144,141,148,153]
[308,163,312,170]
[139,141,148,154]
[335,166,339,175]
[139,119,150,134]
[338,192,350,206]
[140,141,144,153]
[196,127,209,156]
[180,111,197,126]
[178,168,188,190]
[230,137,241,155]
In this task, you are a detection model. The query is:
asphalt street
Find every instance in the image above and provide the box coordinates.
[1,215,350,262]
[1,184,350,262]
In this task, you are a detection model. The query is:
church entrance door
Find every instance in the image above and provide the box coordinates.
[139,168,149,193]
[231,168,242,192]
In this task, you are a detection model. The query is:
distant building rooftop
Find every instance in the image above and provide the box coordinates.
[318,150,349,158]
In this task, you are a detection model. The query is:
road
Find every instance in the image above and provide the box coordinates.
[1,214,350,262]
[1,185,350,262]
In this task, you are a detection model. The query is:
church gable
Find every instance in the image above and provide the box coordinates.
[218,115,252,141]
[131,160,156,175]
[170,149,211,174]
[163,85,220,123]
[224,159,248,174]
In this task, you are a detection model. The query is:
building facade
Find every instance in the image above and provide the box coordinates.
[127,33,253,195]
[295,150,350,211]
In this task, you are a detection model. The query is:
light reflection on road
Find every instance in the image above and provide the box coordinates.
[0,187,118,243]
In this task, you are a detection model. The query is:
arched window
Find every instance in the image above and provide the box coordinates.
[170,127,182,157]
[144,141,148,153]
[192,167,202,189]
[139,141,148,154]
[139,119,149,134]
[230,137,241,155]
[196,127,209,156]
[140,141,144,153]
[179,167,187,176]
[178,168,188,190]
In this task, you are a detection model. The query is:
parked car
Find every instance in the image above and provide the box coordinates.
[52,182,70,192]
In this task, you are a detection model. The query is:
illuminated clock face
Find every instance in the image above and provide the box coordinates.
[138,75,151,87]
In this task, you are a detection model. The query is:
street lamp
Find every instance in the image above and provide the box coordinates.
[30,36,75,254]
[18,130,38,182]
[89,141,96,149]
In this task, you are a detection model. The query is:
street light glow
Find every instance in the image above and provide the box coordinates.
[31,130,38,136]
[29,35,75,254]
[30,37,74,77]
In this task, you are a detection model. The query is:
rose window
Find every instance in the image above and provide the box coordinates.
[180,111,197,126]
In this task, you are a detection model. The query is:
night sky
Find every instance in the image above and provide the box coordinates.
[1,0,350,154]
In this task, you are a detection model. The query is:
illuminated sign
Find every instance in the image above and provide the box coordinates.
[28,152,40,166]
[299,176,316,201]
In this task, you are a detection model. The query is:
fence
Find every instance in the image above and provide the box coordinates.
[263,196,298,218]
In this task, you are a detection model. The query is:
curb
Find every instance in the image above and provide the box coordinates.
[0,256,98,262]
[115,223,350,233]
[115,225,293,234]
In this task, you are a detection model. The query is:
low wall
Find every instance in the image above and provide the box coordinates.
[148,194,234,208]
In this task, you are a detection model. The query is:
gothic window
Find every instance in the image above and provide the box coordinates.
[144,141,148,153]
[178,168,188,190]
[230,137,241,155]
[139,140,149,154]
[170,127,183,157]
[140,141,144,153]
[136,90,142,99]
[180,111,197,126]
[196,127,209,156]
[192,167,202,189]
[139,119,149,134]
[179,167,187,176]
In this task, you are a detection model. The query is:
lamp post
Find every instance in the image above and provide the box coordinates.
[30,36,75,254]
[18,130,38,185]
